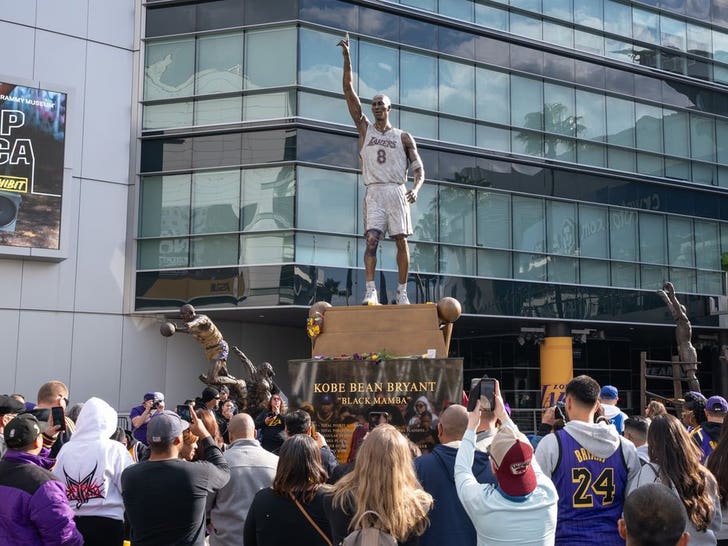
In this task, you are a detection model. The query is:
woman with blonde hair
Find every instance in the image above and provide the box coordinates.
[629,414,721,545]
[324,424,433,545]
[645,400,667,419]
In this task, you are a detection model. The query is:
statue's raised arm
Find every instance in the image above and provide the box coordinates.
[338,33,367,138]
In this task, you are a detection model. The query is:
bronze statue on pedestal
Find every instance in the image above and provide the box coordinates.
[656,282,700,392]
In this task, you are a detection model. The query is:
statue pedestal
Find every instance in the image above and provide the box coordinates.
[288,356,463,461]
[311,303,449,358]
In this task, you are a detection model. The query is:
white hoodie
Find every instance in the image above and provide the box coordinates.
[53,397,133,520]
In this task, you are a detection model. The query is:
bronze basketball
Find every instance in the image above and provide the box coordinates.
[160,322,176,337]
[309,301,332,318]
[437,297,462,323]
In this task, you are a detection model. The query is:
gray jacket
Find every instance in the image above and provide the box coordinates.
[630,461,722,546]
[208,438,278,546]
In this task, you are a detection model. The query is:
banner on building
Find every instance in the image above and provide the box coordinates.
[288,357,463,461]
[0,81,67,249]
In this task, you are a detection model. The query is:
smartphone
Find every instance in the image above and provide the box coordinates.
[467,377,496,411]
[176,405,191,422]
[467,378,482,411]
[555,401,568,422]
[480,378,496,411]
[51,406,66,431]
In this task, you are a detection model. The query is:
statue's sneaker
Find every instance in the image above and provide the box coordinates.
[395,289,410,305]
[362,286,379,305]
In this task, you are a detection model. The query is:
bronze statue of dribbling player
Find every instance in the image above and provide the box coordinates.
[160,305,282,413]
[338,33,425,305]
[176,304,231,383]
[656,282,700,392]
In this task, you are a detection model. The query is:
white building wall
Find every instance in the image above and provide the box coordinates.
[0,0,138,409]
[0,1,310,414]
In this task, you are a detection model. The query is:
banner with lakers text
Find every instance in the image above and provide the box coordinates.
[288,357,463,461]
[0,81,66,249]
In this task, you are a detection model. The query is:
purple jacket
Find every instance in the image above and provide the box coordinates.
[0,450,83,546]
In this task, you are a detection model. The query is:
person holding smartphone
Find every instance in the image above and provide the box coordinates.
[122,408,230,545]
[456,379,558,545]
[30,380,76,458]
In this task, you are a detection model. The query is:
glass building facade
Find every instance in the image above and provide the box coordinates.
[138,0,728,408]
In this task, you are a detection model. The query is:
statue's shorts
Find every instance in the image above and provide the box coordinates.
[363,183,412,238]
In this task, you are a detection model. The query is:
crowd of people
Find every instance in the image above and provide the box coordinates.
[1,377,728,545]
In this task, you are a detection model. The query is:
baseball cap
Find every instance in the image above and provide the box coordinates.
[4,413,47,449]
[201,386,220,403]
[320,394,334,405]
[489,425,537,497]
[706,396,728,413]
[147,410,189,443]
[600,385,619,400]
[144,391,164,402]
[0,394,26,415]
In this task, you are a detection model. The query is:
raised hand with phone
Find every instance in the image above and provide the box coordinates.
[51,406,67,432]
[456,376,559,543]
[466,378,508,431]
[187,405,211,440]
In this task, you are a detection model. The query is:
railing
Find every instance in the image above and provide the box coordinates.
[117,413,130,431]
[509,408,544,435]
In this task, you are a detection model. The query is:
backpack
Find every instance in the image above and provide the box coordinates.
[342,511,397,546]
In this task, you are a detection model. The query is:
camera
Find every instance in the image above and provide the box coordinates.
[555,401,568,422]
[152,399,161,409]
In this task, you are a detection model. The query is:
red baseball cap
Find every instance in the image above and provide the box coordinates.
[489,426,537,497]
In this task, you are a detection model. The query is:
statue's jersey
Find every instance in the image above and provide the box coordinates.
[188,315,225,360]
[551,429,629,546]
[360,124,408,185]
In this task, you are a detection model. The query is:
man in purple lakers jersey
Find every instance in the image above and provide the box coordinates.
[535,375,641,545]
[338,33,425,306]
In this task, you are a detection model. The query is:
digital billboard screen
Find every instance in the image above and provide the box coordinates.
[0,81,67,250]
